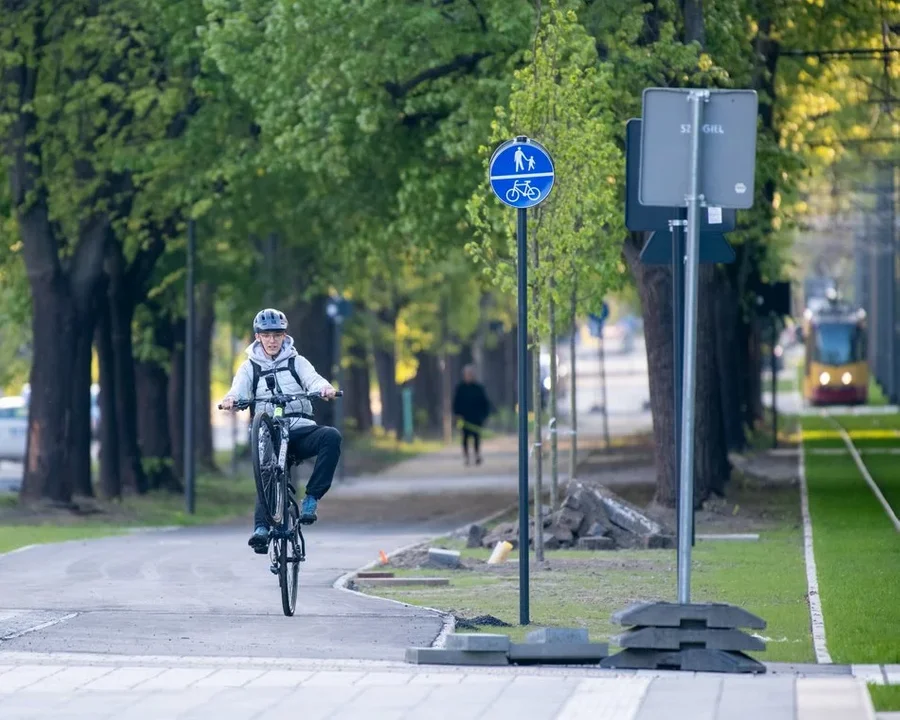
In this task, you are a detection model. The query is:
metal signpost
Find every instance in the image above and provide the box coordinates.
[602,89,767,674]
[625,117,738,569]
[326,294,352,482]
[489,136,555,626]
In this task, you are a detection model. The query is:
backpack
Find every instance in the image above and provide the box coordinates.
[248,357,314,421]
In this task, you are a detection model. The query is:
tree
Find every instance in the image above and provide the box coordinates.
[468,1,625,519]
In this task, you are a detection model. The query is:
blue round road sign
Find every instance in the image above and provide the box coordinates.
[489,137,555,209]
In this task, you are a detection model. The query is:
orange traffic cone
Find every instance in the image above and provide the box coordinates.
[379,550,389,565]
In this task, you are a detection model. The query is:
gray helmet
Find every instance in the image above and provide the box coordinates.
[253,308,288,333]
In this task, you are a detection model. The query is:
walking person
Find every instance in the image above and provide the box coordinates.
[452,364,492,466]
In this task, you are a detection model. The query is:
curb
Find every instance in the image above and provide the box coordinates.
[331,502,517,649]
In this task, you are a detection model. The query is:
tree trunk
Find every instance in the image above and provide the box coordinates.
[70,312,95,498]
[371,306,401,435]
[548,286,559,512]
[532,334,544,562]
[107,253,147,495]
[568,281,578,485]
[285,293,336,427]
[623,232,678,506]
[373,346,400,435]
[194,282,217,472]
[169,319,186,480]
[95,290,121,500]
[692,266,730,503]
[17,214,106,505]
[135,358,182,492]
[413,351,442,436]
[530,232,544,561]
[715,267,746,451]
[440,294,453,443]
[346,328,373,433]
[20,272,78,505]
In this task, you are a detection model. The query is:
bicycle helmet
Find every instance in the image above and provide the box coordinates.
[253,308,288,333]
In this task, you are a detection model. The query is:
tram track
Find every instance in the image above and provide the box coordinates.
[819,410,900,532]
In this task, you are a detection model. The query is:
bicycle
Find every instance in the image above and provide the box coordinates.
[505,180,541,203]
[218,378,343,616]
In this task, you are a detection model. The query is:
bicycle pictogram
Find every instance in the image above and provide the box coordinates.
[505,180,542,203]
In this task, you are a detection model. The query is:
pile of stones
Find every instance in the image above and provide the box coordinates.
[467,481,675,551]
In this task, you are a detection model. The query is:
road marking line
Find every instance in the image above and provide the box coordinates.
[798,423,833,664]
[0,612,78,641]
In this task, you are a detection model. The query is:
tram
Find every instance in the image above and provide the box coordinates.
[802,296,869,406]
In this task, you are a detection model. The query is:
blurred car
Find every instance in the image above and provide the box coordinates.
[0,396,28,462]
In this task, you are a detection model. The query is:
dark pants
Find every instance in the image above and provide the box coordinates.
[462,426,481,458]
[254,424,342,528]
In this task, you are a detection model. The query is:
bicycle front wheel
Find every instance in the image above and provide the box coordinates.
[251,411,282,528]
[279,499,300,616]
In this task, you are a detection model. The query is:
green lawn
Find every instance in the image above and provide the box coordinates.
[870,685,900,712]
[365,482,813,663]
[803,416,900,664]
[0,470,259,554]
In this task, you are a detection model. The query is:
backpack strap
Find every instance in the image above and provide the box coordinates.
[287,356,305,391]
[248,357,312,420]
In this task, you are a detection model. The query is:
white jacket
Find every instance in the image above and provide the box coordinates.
[224,335,334,429]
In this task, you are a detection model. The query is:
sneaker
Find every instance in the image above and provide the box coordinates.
[476,455,483,465]
[299,496,318,525]
[248,526,269,554]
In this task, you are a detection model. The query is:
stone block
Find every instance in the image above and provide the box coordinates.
[643,534,676,549]
[444,633,510,652]
[524,627,589,644]
[405,648,508,666]
[427,548,461,569]
[577,535,615,550]
[466,524,487,549]
[509,642,609,664]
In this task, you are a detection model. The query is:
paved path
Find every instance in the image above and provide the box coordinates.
[0,652,882,720]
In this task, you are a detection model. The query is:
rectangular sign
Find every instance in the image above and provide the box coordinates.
[638,89,759,209]
[624,118,736,232]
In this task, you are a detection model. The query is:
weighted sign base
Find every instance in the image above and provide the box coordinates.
[599,601,767,674]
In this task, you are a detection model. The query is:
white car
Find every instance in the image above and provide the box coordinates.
[0,396,27,462]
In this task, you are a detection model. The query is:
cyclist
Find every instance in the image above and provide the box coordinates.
[220,308,340,553]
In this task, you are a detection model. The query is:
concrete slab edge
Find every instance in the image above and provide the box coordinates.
[331,502,518,650]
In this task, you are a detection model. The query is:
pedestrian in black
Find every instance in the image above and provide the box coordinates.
[452,364,492,466]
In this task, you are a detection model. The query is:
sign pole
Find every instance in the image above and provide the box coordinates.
[676,90,707,603]
[516,205,530,626]
[488,134,554,628]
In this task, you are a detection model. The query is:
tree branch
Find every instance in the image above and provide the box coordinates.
[383,51,491,99]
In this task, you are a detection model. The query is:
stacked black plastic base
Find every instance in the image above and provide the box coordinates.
[599,601,767,673]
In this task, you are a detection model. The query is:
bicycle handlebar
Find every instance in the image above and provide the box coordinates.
[218,390,343,411]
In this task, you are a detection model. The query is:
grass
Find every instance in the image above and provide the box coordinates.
[802,415,900,664]
[0,430,450,555]
[365,481,814,663]
[0,469,259,554]
[870,685,900,712]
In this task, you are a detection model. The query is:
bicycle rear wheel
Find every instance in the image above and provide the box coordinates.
[279,498,300,616]
[251,411,282,528]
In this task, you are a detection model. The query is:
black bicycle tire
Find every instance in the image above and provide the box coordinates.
[250,411,281,528]
[280,502,299,616]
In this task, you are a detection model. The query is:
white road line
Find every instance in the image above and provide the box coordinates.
[0,613,78,641]
[825,414,900,532]
[798,423,833,664]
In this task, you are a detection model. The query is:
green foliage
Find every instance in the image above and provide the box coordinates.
[467,1,626,340]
